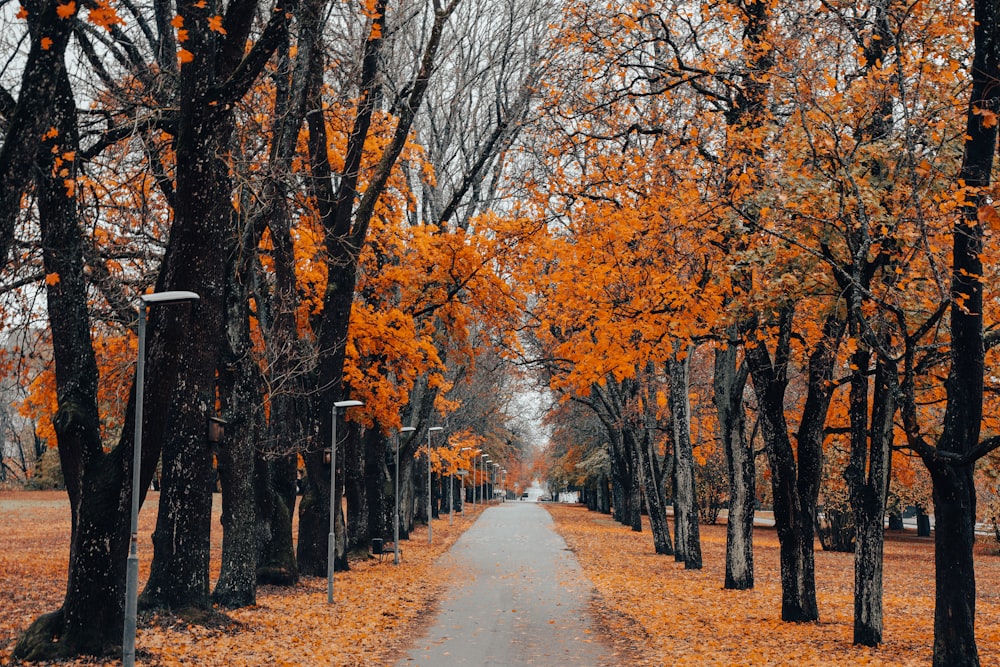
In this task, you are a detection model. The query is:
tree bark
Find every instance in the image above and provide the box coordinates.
[11,23,122,655]
[631,419,673,555]
[846,345,895,645]
[746,306,842,622]
[140,0,290,612]
[213,257,266,607]
[714,337,754,589]
[669,346,701,569]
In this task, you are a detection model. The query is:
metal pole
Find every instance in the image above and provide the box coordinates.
[449,469,453,525]
[122,305,145,667]
[328,406,336,604]
[395,431,400,565]
[123,291,198,667]
[427,430,432,544]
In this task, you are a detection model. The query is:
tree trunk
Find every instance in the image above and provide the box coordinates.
[746,306,840,622]
[366,428,392,542]
[213,267,265,608]
[140,88,232,612]
[669,347,701,569]
[917,506,931,537]
[926,463,978,665]
[345,421,368,553]
[845,340,895,645]
[632,426,673,555]
[254,453,299,585]
[7,4,129,659]
[714,337,754,589]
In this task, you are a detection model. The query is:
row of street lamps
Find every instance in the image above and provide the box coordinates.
[122,291,506,664]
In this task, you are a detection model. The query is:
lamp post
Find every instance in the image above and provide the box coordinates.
[426,426,443,543]
[397,426,416,565]
[492,463,499,502]
[459,447,471,517]
[329,399,363,603]
[123,290,199,667]
[482,455,490,504]
[479,452,490,505]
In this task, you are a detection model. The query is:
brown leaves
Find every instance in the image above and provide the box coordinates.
[545,503,1000,666]
[0,490,484,666]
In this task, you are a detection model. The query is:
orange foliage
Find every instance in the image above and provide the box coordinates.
[0,491,487,666]
[546,503,1000,666]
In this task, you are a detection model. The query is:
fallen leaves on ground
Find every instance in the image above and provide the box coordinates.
[0,491,481,667]
[545,503,1000,666]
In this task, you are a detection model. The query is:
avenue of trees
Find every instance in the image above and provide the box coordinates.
[1,1,1000,666]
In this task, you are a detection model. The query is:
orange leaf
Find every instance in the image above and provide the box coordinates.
[87,0,123,30]
[45,273,60,286]
[16,5,27,19]
[178,48,193,64]
[208,15,226,34]
[40,37,53,50]
[978,204,1000,229]
[56,1,75,18]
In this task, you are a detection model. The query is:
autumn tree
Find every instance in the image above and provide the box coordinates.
[897,0,1000,663]
[7,0,292,655]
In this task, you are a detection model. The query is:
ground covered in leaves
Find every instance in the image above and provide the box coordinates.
[545,503,1000,666]
[0,490,477,667]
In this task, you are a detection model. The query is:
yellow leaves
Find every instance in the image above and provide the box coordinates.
[56,1,75,19]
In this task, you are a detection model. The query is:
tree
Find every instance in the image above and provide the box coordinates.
[898,0,1000,663]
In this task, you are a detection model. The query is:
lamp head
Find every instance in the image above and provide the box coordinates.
[140,290,200,305]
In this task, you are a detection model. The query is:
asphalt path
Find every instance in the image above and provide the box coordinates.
[396,501,617,667]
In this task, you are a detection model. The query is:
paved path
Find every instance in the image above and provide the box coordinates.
[396,501,617,667]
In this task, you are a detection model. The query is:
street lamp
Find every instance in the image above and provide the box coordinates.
[124,290,199,667]
[471,452,477,507]
[427,426,443,543]
[396,427,416,565]
[459,447,471,518]
[482,455,490,504]
[329,399,363,604]
[492,463,499,503]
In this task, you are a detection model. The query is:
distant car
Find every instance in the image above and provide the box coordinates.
[521,492,529,500]
[539,494,551,502]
